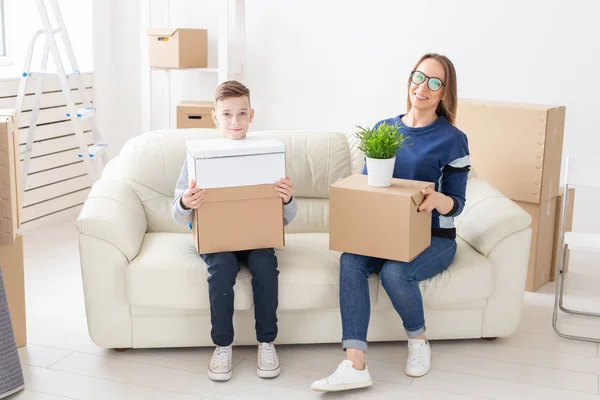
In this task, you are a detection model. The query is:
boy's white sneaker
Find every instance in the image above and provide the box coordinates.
[257,342,280,378]
[208,346,233,381]
[405,339,431,377]
[311,360,373,392]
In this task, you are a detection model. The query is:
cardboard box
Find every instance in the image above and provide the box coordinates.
[0,234,26,347]
[0,110,21,246]
[329,174,434,262]
[515,197,558,292]
[147,28,208,69]
[186,138,287,254]
[550,187,575,281]
[177,101,215,129]
[456,99,566,204]
[186,138,286,189]
[192,184,284,254]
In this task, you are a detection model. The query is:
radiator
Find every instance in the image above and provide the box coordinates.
[0,268,24,398]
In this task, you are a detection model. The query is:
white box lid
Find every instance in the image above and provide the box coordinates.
[186,138,285,159]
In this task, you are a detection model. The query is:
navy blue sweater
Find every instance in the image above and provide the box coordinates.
[362,115,470,239]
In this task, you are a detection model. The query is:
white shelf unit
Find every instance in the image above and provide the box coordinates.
[140,0,245,132]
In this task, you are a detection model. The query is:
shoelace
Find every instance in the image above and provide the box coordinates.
[326,361,351,381]
[407,342,425,364]
[259,344,276,366]
[212,347,231,368]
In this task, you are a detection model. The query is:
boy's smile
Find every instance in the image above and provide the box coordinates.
[212,96,255,140]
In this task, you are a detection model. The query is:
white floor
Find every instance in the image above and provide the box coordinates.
[9,219,600,400]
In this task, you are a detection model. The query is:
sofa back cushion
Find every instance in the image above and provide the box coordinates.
[103,129,363,233]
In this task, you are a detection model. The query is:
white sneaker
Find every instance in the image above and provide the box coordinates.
[208,346,233,381]
[311,360,373,392]
[405,339,431,377]
[257,342,281,378]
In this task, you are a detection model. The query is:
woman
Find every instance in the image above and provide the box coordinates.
[311,53,470,392]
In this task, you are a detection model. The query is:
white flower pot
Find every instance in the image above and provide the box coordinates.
[366,156,395,187]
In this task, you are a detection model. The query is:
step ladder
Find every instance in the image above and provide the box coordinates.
[15,0,107,203]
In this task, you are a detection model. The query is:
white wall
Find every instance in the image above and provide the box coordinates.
[97,0,600,233]
[93,0,141,159]
[2,0,93,75]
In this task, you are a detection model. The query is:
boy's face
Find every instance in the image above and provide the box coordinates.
[211,96,254,140]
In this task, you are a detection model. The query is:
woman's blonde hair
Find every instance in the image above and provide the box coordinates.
[407,53,458,125]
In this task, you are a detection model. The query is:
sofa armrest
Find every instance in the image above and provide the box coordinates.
[456,178,532,257]
[76,180,147,262]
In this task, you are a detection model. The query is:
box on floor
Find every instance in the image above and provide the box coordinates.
[147,28,208,69]
[0,234,25,348]
[456,99,566,204]
[177,101,215,129]
[329,174,433,263]
[186,138,287,254]
[515,198,558,292]
[550,187,575,281]
[0,109,21,246]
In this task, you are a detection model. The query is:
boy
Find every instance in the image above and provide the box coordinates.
[172,80,297,381]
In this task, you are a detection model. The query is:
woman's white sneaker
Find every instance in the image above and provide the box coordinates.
[257,342,280,378]
[208,346,233,381]
[405,339,431,377]
[311,360,373,392]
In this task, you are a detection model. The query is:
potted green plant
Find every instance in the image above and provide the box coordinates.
[356,122,408,187]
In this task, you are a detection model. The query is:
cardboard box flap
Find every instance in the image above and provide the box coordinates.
[410,191,426,207]
[179,101,213,115]
[204,184,280,203]
[187,138,286,159]
[147,28,179,38]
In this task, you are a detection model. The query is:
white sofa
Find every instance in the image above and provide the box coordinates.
[76,129,532,350]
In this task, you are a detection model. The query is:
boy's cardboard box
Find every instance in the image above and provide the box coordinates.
[177,101,215,129]
[329,174,434,262]
[186,138,286,254]
[147,28,208,69]
[0,234,26,347]
[456,99,567,291]
[0,110,21,246]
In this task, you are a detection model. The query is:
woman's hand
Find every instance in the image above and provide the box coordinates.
[418,188,454,215]
[275,177,295,205]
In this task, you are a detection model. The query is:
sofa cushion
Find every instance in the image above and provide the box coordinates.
[249,131,352,198]
[126,232,381,312]
[285,198,329,234]
[276,233,379,311]
[126,232,255,311]
[375,238,493,311]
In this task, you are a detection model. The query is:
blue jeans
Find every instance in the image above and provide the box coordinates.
[201,248,279,347]
[340,237,457,352]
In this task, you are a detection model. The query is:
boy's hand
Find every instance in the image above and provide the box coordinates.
[274,177,295,205]
[181,179,206,210]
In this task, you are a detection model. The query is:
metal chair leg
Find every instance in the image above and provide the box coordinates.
[552,244,600,343]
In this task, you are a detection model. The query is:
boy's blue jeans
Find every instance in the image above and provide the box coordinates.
[200,248,279,347]
[340,237,457,352]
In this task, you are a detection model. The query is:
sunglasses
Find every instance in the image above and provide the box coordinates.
[411,71,444,92]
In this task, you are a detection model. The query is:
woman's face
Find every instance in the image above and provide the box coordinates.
[409,58,446,112]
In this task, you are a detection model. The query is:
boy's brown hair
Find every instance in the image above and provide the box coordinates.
[214,80,251,105]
